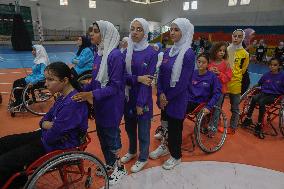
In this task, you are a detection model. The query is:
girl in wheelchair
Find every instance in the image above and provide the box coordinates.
[10,44,49,107]
[242,58,284,136]
[0,62,89,188]
[187,53,222,127]
[70,36,94,80]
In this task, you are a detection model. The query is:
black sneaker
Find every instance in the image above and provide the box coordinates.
[254,123,265,139]
[96,164,115,177]
[242,117,252,128]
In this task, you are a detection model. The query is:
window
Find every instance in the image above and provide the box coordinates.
[240,0,250,5]
[183,2,190,11]
[60,0,68,6]
[89,0,96,8]
[191,1,197,9]
[228,0,237,6]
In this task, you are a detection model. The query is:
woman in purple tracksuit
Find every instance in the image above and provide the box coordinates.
[150,18,195,170]
[120,18,158,173]
[72,20,126,185]
[0,62,88,188]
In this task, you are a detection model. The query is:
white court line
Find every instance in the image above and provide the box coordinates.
[0,72,23,75]
[0,83,12,85]
[0,92,9,94]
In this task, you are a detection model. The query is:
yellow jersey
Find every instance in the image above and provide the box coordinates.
[227,48,249,94]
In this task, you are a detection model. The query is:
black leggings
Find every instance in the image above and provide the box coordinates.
[247,93,279,123]
[12,78,27,104]
[166,114,184,159]
[0,130,45,188]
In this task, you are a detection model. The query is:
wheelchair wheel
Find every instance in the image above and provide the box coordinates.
[22,84,54,116]
[279,105,284,137]
[24,151,109,189]
[239,92,254,125]
[195,107,227,153]
[78,74,92,88]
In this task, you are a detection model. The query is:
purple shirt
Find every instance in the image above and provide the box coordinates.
[124,46,158,120]
[188,70,222,110]
[259,71,284,95]
[84,49,125,128]
[40,90,88,152]
[157,48,195,119]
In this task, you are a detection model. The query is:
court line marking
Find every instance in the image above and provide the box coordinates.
[0,83,12,85]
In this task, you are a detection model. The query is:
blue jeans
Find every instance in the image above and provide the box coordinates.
[211,94,225,131]
[125,117,151,162]
[96,125,122,166]
[229,93,241,129]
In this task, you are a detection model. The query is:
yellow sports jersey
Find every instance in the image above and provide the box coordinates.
[227,48,249,94]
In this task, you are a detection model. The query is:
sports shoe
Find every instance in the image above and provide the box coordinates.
[109,165,128,186]
[120,153,136,164]
[130,161,147,173]
[96,164,115,177]
[149,144,169,159]
[254,123,265,139]
[162,156,181,170]
[242,117,252,128]
[154,131,163,140]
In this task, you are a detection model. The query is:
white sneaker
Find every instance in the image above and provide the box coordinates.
[109,165,128,186]
[120,153,136,164]
[130,161,147,173]
[149,144,169,160]
[154,132,163,140]
[162,156,181,170]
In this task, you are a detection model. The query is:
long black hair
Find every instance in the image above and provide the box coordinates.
[76,36,92,56]
[45,62,82,92]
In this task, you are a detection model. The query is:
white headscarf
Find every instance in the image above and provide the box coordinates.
[33,45,49,65]
[120,37,129,53]
[95,20,120,87]
[169,18,194,87]
[125,18,150,75]
[227,29,245,67]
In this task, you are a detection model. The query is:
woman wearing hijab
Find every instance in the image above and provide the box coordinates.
[150,18,195,170]
[70,36,94,79]
[227,29,250,133]
[72,20,126,185]
[11,44,49,107]
[120,18,158,173]
[243,28,256,51]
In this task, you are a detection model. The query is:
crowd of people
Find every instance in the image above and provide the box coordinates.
[0,17,283,188]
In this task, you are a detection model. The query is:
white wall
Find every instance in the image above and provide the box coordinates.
[149,0,284,26]
[1,0,283,33]
[0,0,153,34]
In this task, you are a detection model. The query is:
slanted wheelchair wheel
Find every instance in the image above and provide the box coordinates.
[195,107,227,153]
[279,105,284,137]
[239,92,254,125]
[24,151,109,189]
[78,74,93,88]
[22,84,54,116]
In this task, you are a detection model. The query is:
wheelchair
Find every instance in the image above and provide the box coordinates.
[2,134,109,189]
[239,87,284,138]
[7,81,54,117]
[155,103,228,154]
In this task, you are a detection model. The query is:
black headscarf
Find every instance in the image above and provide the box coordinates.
[76,36,92,56]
